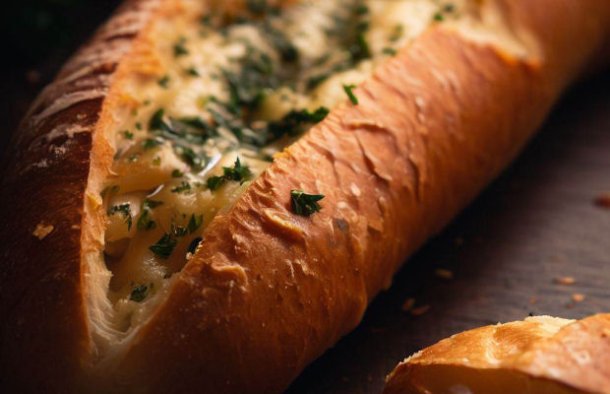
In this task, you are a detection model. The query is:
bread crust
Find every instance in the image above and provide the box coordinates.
[1,1,610,393]
[383,314,610,394]
[0,0,162,391]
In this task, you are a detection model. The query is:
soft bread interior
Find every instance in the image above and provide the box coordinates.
[82,0,532,365]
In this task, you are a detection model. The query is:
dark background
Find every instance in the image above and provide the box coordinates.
[1,0,121,154]
[2,2,610,393]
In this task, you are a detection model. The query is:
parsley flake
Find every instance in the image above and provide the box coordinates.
[343,84,359,105]
[290,190,324,216]
[108,203,132,230]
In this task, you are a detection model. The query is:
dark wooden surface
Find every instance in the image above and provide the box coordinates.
[2,4,609,393]
[287,74,610,393]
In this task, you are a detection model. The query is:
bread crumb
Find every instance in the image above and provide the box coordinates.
[33,223,54,240]
[402,297,415,312]
[571,293,585,303]
[594,193,610,208]
[410,305,431,317]
[435,268,454,280]
[554,276,575,286]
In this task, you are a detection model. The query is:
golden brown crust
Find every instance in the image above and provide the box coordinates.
[383,314,610,394]
[0,0,162,392]
[1,0,610,393]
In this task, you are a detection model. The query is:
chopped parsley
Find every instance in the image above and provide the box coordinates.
[173,37,189,57]
[222,48,277,114]
[122,130,134,140]
[108,203,132,230]
[130,284,151,302]
[142,137,163,150]
[390,24,404,42]
[206,158,252,191]
[171,181,192,194]
[355,4,369,15]
[343,84,359,105]
[433,3,456,22]
[263,24,298,63]
[433,12,444,21]
[143,199,163,210]
[149,109,216,145]
[382,47,397,56]
[137,210,156,231]
[267,106,329,139]
[186,67,200,77]
[149,233,178,259]
[290,190,324,216]
[158,75,170,88]
[172,169,184,178]
[187,214,203,234]
[137,200,162,230]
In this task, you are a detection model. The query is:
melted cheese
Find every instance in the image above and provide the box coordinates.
[89,0,530,353]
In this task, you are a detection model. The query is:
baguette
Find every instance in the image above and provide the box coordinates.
[1,1,610,392]
[383,314,610,394]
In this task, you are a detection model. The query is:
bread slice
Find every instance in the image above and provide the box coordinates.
[384,314,610,394]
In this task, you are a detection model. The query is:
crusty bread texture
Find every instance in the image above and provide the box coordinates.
[1,1,610,393]
[384,314,610,394]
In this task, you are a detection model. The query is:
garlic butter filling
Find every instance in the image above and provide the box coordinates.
[96,0,469,336]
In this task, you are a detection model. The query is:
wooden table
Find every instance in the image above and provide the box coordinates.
[287,73,610,393]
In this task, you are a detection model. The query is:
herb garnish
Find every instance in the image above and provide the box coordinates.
[171,181,192,193]
[433,3,456,22]
[172,169,184,178]
[263,24,298,62]
[149,233,178,259]
[122,130,134,140]
[207,157,252,191]
[173,145,206,171]
[267,107,329,139]
[186,67,200,77]
[108,203,132,230]
[187,214,203,234]
[149,109,216,145]
[222,48,277,114]
[142,138,163,150]
[137,199,164,231]
[173,37,189,57]
[137,210,156,230]
[130,283,151,302]
[290,190,324,216]
[343,84,359,105]
[158,75,170,88]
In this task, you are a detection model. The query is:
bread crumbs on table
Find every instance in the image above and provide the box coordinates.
[410,305,431,317]
[401,297,415,312]
[33,222,54,240]
[571,293,586,303]
[435,268,454,280]
[554,276,576,285]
